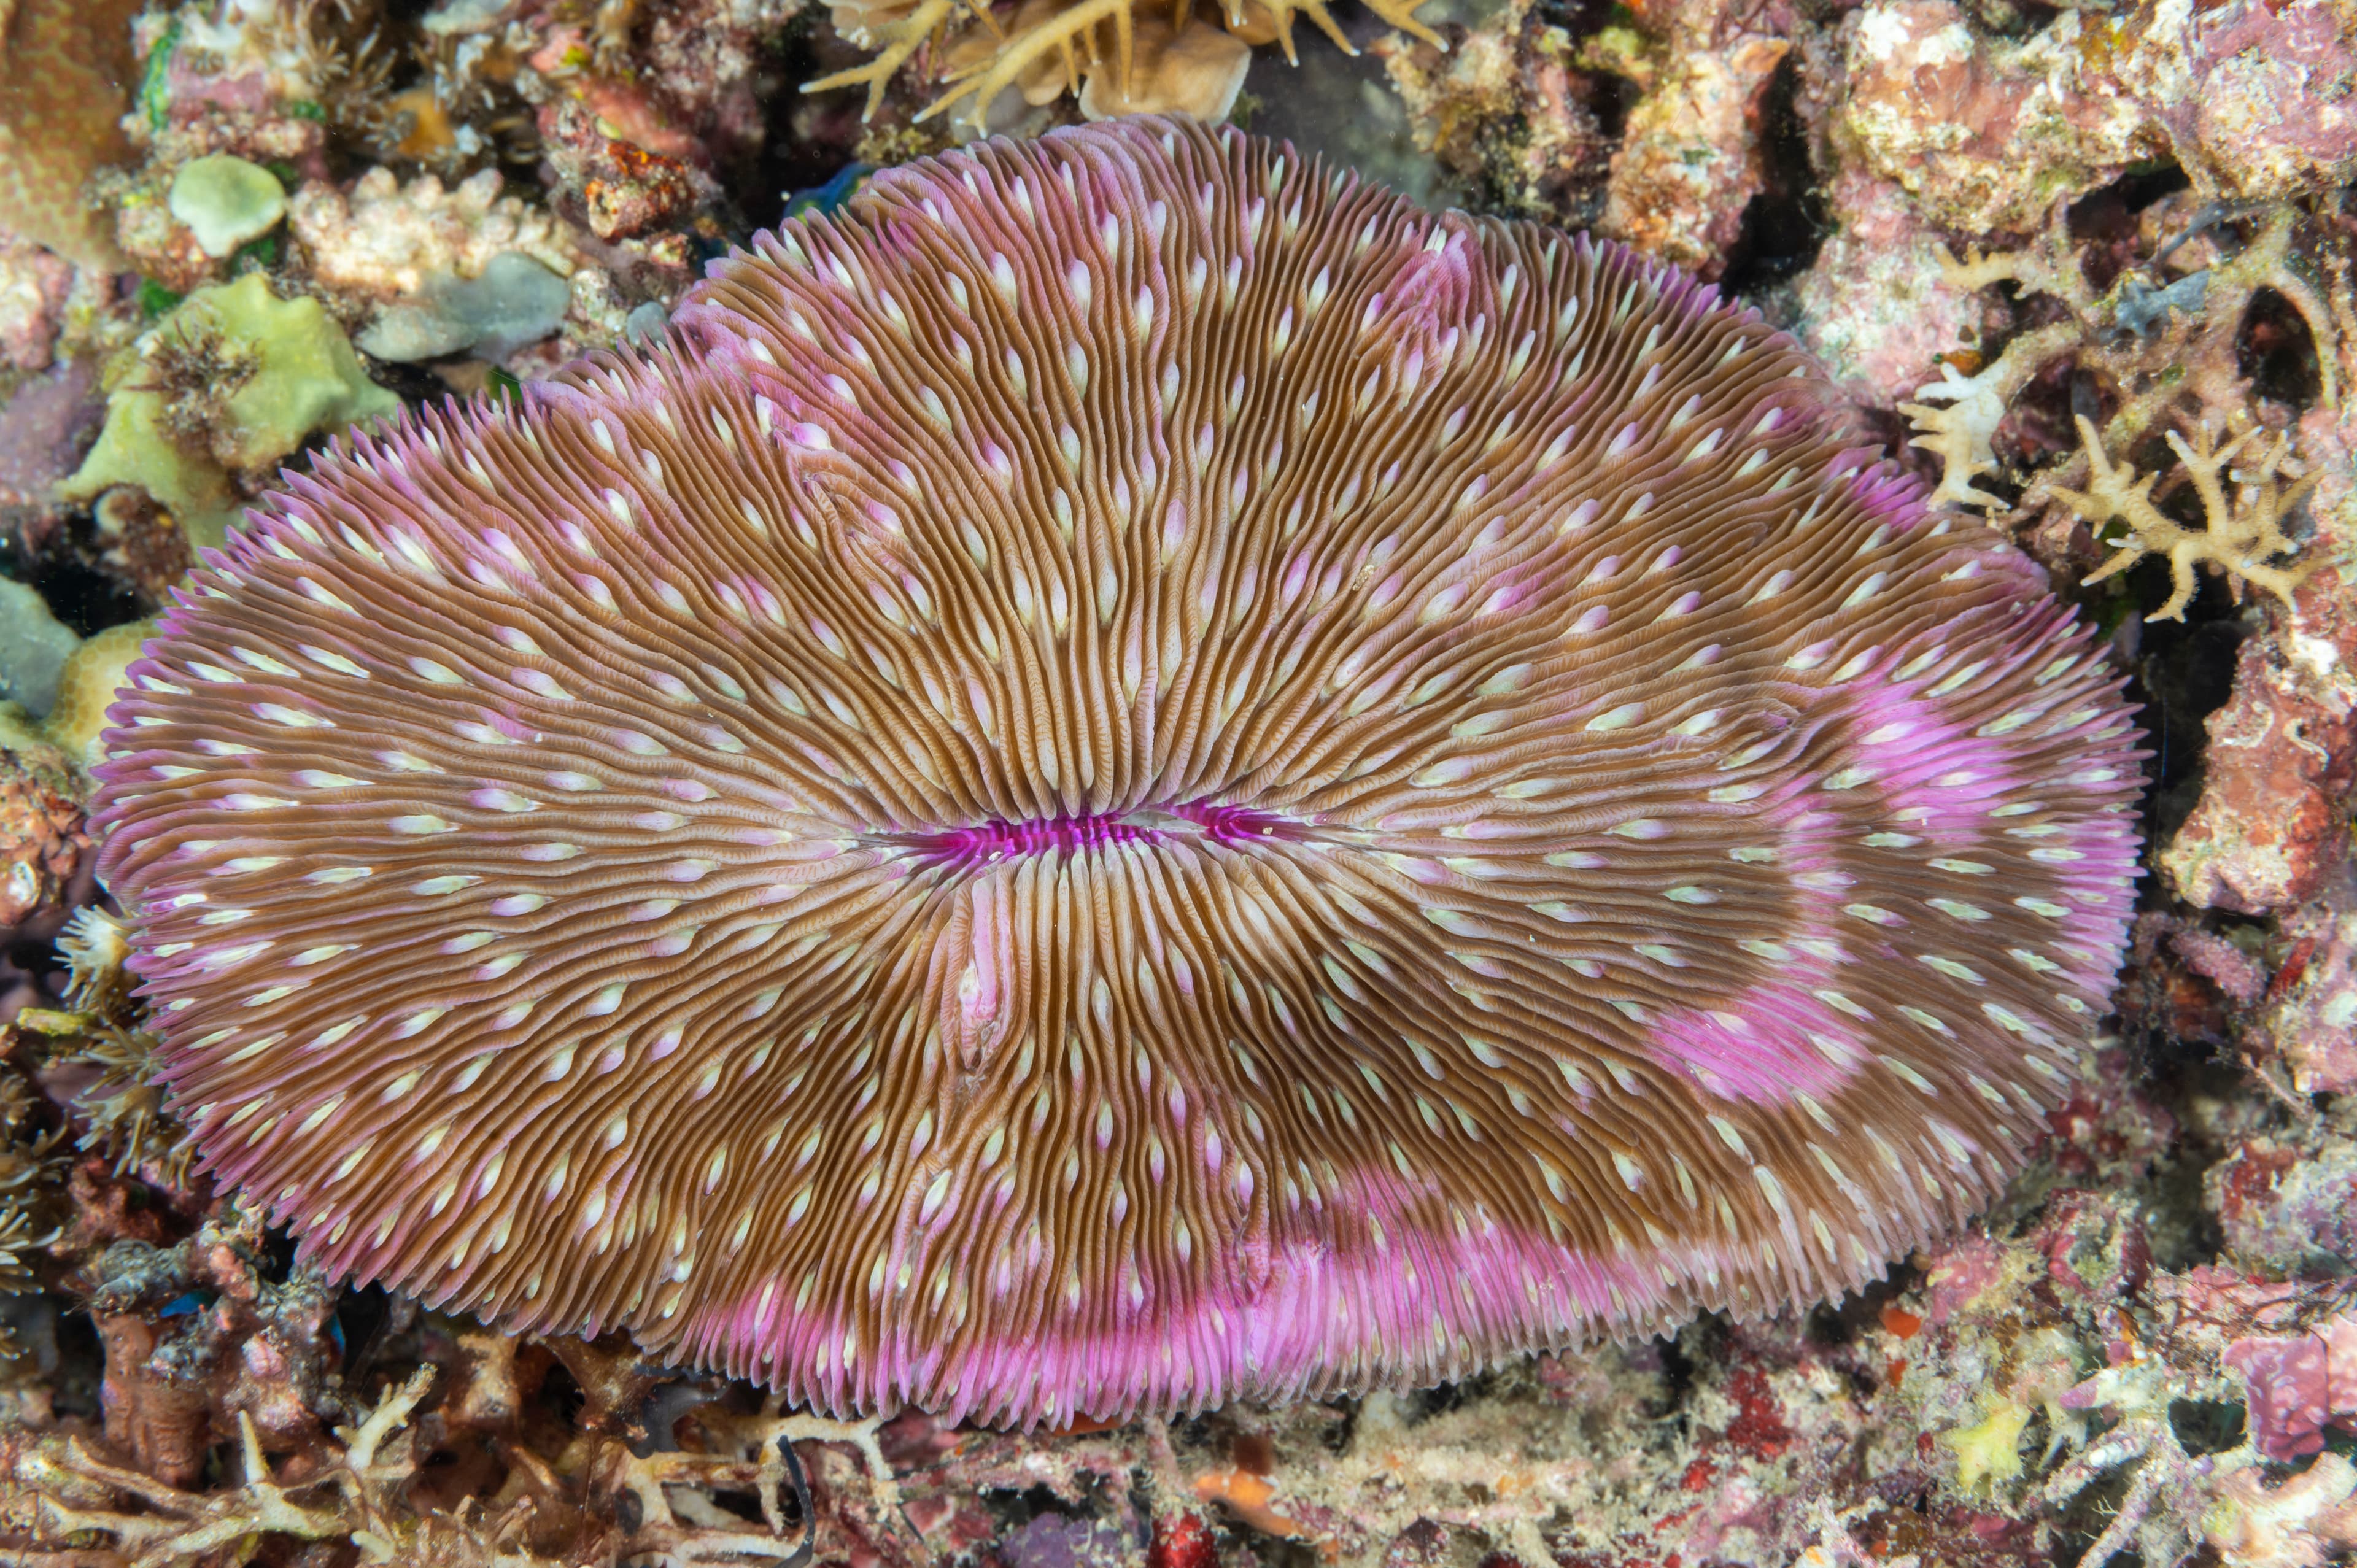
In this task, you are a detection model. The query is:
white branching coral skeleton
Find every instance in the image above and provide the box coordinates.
[804,0,1442,129]
[1900,349,2055,514]
[2054,414,2315,624]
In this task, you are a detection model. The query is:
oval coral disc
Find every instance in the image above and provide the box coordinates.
[93,115,2143,1427]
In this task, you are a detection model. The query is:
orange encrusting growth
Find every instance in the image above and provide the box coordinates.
[1193,1468,1317,1540]
[96,118,2141,1429]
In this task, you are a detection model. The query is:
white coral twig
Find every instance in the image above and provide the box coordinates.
[1898,323,2081,518]
[1900,361,2007,511]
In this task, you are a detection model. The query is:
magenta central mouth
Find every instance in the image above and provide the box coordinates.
[896,800,1301,868]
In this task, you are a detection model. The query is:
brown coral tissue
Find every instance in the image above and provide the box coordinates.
[93,118,2143,1427]
[0,0,142,267]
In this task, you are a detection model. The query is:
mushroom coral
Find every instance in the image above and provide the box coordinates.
[94,118,2143,1427]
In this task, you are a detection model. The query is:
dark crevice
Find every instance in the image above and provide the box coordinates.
[333,1284,393,1377]
[1989,340,2092,479]
[536,1358,587,1427]
[1404,1374,1485,1420]
[2067,162,2189,295]
[1528,0,1624,41]
[2125,583,2254,848]
[1812,1261,1921,1347]
[1960,0,2060,35]
[1586,71,1641,145]
[261,1228,302,1276]
[2242,287,2324,409]
[10,550,142,638]
[742,10,869,241]
[1719,54,1826,297]
[374,0,439,30]
[2141,1101,2230,1269]
[1657,1323,1702,1416]
[2169,1397,2247,1458]
[1320,1399,1360,1453]
[2113,161,2193,213]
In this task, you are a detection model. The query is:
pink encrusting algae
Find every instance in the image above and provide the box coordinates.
[91,116,2142,1426]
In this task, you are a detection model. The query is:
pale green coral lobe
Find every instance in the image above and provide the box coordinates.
[168,155,289,258]
[62,273,399,550]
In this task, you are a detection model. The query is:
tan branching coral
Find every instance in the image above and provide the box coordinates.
[805,0,1441,130]
[1899,229,2099,517]
[1886,223,2092,514]
[1906,204,2342,535]
[11,1370,457,1564]
[2055,415,2316,623]
[1900,331,2076,514]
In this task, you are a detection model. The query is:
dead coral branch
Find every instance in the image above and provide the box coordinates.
[1,1363,818,1568]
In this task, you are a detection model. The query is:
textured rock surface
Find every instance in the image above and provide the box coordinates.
[1790,170,1980,408]
[288,168,581,301]
[0,578,80,720]
[0,724,90,956]
[2211,1108,2357,1278]
[1595,0,1790,277]
[1836,0,2357,234]
[355,252,574,363]
[166,154,288,259]
[0,241,76,374]
[2256,868,2357,1097]
[60,273,401,549]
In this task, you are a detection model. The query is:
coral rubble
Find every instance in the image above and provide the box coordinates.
[1836,0,2357,233]
[1592,0,1791,279]
[2159,407,2357,919]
